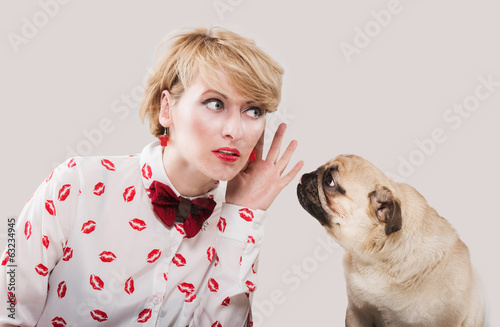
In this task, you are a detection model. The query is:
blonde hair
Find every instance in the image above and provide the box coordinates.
[139,26,284,137]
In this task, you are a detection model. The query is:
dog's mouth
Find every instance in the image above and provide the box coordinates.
[297,172,332,227]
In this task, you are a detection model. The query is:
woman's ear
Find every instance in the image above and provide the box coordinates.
[159,90,173,128]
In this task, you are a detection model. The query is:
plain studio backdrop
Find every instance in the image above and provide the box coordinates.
[1,1,498,326]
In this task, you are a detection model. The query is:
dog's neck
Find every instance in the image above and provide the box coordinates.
[350,188,459,283]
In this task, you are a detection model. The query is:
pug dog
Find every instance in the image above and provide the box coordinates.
[297,154,484,327]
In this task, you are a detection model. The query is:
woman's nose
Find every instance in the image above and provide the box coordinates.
[221,109,243,141]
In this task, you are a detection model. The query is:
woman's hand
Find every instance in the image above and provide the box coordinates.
[226,123,304,211]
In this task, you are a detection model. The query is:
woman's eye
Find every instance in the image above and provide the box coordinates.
[204,99,224,111]
[244,107,263,119]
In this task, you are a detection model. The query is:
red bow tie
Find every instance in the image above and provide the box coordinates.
[149,181,216,238]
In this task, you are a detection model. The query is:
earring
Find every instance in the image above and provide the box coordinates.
[249,150,257,162]
[159,128,169,147]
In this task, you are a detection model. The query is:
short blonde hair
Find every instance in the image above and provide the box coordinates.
[139,26,284,137]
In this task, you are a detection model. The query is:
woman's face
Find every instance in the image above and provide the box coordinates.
[161,73,266,182]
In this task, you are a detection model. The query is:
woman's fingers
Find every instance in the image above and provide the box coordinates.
[265,123,287,163]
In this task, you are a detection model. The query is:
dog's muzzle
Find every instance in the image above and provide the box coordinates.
[297,171,331,227]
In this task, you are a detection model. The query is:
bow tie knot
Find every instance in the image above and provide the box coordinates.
[149,180,216,238]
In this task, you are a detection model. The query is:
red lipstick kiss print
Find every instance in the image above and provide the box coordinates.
[62,247,73,261]
[101,159,115,171]
[172,254,186,267]
[93,182,105,196]
[208,278,219,292]
[90,310,108,322]
[207,247,215,262]
[142,163,152,180]
[90,274,104,290]
[211,322,222,327]
[58,184,71,201]
[24,221,32,240]
[239,208,254,222]
[99,251,116,263]
[51,317,67,327]
[217,217,226,233]
[129,218,147,231]
[137,308,152,323]
[221,297,230,306]
[178,282,195,295]
[146,249,161,263]
[45,200,56,216]
[185,292,196,302]
[57,281,67,298]
[123,186,136,202]
[35,263,48,276]
[245,280,256,292]
[42,235,49,248]
[81,220,97,234]
[67,158,76,168]
[125,277,135,295]
[175,224,186,237]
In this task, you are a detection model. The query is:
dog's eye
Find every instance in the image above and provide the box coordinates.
[324,173,335,188]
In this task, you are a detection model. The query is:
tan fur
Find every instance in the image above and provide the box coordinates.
[300,155,485,327]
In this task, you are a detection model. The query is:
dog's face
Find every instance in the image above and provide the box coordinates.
[297,154,402,251]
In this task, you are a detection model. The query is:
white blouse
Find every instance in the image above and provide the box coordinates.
[0,141,267,326]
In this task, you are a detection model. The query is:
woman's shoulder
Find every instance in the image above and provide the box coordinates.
[55,153,142,180]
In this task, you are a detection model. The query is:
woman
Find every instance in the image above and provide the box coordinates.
[0,27,303,326]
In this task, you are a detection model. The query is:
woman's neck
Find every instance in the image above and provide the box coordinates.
[161,146,217,197]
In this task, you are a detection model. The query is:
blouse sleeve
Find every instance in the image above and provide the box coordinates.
[0,158,81,326]
[192,203,267,327]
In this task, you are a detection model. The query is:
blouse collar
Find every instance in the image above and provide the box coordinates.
[139,141,220,200]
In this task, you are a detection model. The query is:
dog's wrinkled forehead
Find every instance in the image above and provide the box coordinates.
[321,154,388,193]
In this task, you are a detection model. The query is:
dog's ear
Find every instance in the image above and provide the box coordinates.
[369,186,402,236]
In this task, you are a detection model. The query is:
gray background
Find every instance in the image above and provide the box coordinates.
[1,0,498,326]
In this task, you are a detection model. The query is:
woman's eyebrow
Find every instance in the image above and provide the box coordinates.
[201,89,227,99]
[200,89,257,106]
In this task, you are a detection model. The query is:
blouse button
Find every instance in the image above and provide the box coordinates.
[153,296,162,305]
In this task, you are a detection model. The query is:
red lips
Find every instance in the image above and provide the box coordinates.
[208,278,219,292]
[90,310,108,322]
[129,218,147,231]
[207,247,216,263]
[142,163,152,180]
[99,251,117,263]
[172,254,186,267]
[239,208,254,222]
[57,281,67,298]
[24,221,31,240]
[35,263,48,276]
[137,308,152,323]
[213,147,240,163]
[45,200,56,216]
[93,182,105,196]
[245,280,256,292]
[67,158,76,168]
[58,184,71,201]
[125,277,135,295]
[221,296,230,306]
[178,282,196,302]
[90,274,104,290]
[101,159,115,171]
[51,317,67,327]
[62,247,73,261]
[217,217,226,233]
[123,186,136,202]
[81,220,96,234]
[147,249,161,263]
